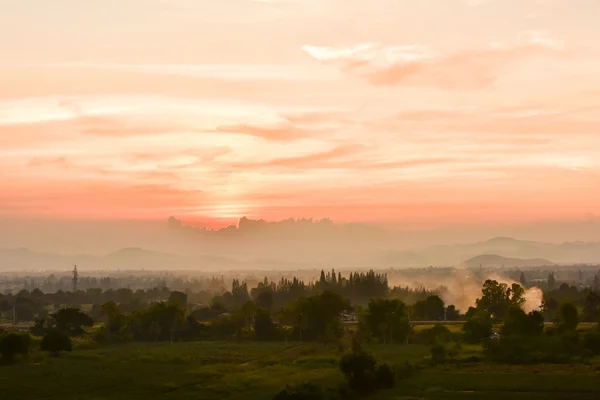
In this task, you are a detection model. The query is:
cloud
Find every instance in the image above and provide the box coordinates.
[302,32,566,89]
[213,123,318,142]
[1,180,206,219]
[29,62,333,82]
[389,105,600,138]
[227,144,366,170]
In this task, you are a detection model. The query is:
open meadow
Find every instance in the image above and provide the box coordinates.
[2,338,600,400]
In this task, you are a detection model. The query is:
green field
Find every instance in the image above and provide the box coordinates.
[2,339,600,400]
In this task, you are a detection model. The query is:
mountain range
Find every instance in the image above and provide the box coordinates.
[2,223,600,271]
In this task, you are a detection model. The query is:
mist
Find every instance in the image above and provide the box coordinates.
[2,216,600,273]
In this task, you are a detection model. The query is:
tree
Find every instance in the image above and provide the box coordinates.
[445,305,460,321]
[52,308,94,336]
[128,301,186,342]
[339,351,378,394]
[231,279,251,306]
[430,343,447,363]
[30,317,53,337]
[412,295,445,321]
[547,272,556,290]
[360,298,411,344]
[292,291,349,343]
[476,280,524,318]
[100,301,126,335]
[519,272,527,288]
[559,302,578,331]
[541,297,560,321]
[417,323,451,345]
[583,292,600,322]
[256,290,274,311]
[253,308,277,341]
[462,310,492,343]
[508,283,526,307]
[319,270,326,285]
[41,330,72,357]
[339,350,395,394]
[168,291,188,306]
[0,333,31,363]
[501,305,544,337]
[476,280,510,317]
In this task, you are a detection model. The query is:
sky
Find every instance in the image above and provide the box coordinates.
[2,0,600,231]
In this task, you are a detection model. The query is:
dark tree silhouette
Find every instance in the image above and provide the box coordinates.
[0,333,31,363]
[41,330,72,357]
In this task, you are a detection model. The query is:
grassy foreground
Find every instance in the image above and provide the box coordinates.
[2,340,600,400]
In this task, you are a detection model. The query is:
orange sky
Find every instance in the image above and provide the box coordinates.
[1,0,600,229]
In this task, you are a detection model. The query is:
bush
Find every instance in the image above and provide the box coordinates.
[0,333,32,363]
[484,334,581,364]
[395,361,417,379]
[416,324,451,345]
[375,363,395,389]
[583,331,600,354]
[339,351,396,394]
[339,351,378,394]
[581,349,595,363]
[430,343,447,363]
[272,382,343,400]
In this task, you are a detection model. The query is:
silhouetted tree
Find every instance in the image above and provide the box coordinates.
[253,308,277,341]
[547,272,556,290]
[41,330,72,357]
[559,302,579,331]
[463,310,492,343]
[501,305,544,336]
[519,272,527,287]
[52,308,94,336]
[412,295,445,321]
[168,291,188,306]
[360,298,411,344]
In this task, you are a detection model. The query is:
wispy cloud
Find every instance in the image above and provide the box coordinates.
[302,32,567,89]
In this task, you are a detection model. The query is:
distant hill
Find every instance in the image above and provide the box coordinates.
[461,254,555,269]
[3,217,600,270]
[0,247,243,272]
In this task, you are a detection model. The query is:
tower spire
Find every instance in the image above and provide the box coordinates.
[72,265,79,292]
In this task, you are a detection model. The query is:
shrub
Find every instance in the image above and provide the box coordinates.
[430,343,447,363]
[339,350,396,394]
[583,331,600,354]
[484,334,580,364]
[339,351,378,394]
[272,382,330,400]
[581,349,595,363]
[375,363,395,389]
[416,324,451,345]
[0,333,32,363]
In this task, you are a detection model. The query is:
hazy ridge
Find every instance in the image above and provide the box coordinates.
[2,218,600,271]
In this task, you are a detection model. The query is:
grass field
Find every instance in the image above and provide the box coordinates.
[2,338,600,400]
